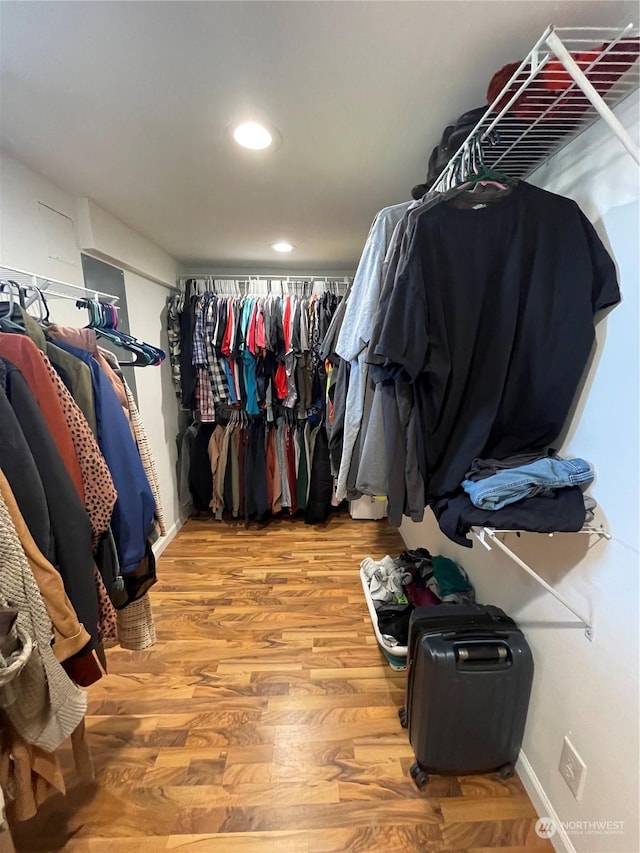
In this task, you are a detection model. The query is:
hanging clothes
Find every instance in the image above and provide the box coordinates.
[48,331,157,575]
[0,489,87,752]
[0,310,166,614]
[0,335,85,499]
[0,471,90,663]
[19,309,98,437]
[0,286,168,826]
[100,346,166,538]
[333,203,412,499]
[372,183,619,496]
[332,180,619,543]
[169,281,347,523]
[0,357,100,648]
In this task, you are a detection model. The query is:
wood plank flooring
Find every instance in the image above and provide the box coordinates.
[10,514,551,853]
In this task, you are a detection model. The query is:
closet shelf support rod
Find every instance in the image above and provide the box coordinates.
[545,28,640,165]
[0,265,120,304]
[473,526,595,641]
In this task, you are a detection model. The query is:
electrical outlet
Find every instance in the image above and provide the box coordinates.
[559,736,587,800]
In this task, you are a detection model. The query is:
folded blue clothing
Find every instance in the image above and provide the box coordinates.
[462,457,594,511]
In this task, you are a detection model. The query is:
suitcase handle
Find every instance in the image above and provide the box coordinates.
[454,641,512,669]
[442,628,510,641]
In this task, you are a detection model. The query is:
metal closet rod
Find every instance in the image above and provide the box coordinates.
[176,275,352,296]
[177,275,352,283]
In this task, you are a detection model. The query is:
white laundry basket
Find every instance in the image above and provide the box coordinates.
[359,566,408,670]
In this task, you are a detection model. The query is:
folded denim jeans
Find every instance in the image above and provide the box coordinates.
[462,457,594,511]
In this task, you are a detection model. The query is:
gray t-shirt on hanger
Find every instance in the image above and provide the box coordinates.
[334,202,411,502]
[356,191,442,509]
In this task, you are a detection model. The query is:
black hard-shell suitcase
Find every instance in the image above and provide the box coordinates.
[398,604,533,788]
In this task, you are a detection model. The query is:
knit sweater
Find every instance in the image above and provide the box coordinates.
[0,490,87,751]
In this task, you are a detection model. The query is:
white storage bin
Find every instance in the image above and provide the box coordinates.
[349,495,387,520]
[359,566,408,670]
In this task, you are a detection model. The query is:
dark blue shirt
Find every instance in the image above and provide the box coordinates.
[54,341,156,573]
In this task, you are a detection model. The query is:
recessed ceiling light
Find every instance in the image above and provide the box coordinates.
[232,121,274,150]
[271,241,295,253]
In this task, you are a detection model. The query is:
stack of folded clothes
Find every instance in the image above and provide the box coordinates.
[361,548,475,649]
[434,452,596,547]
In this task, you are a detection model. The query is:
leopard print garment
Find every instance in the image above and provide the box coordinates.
[39,353,117,549]
[40,353,119,642]
[94,565,117,643]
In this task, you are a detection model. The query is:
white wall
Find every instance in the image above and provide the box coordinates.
[0,149,181,546]
[0,150,86,286]
[400,97,639,853]
[77,198,178,287]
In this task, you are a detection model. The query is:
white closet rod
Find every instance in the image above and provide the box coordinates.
[176,275,352,297]
[177,275,352,284]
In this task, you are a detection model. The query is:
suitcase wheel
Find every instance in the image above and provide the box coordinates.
[499,763,515,780]
[410,761,429,789]
[398,707,408,729]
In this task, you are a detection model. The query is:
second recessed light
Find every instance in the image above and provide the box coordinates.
[271,241,295,253]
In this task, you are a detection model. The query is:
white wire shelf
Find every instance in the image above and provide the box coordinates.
[471,522,611,641]
[434,24,640,191]
[431,24,635,639]
[0,265,120,303]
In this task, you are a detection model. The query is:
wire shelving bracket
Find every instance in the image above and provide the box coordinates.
[0,264,120,304]
[434,24,640,191]
[471,524,611,641]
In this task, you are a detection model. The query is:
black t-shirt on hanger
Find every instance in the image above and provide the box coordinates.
[374,181,620,502]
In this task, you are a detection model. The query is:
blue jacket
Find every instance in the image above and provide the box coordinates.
[54,341,156,574]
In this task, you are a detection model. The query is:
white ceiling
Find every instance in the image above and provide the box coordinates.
[0,1,636,270]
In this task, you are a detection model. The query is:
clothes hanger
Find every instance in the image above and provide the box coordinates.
[0,279,29,309]
[0,282,27,332]
[23,288,43,323]
[0,281,17,313]
[455,136,516,191]
[29,285,51,324]
[76,298,165,366]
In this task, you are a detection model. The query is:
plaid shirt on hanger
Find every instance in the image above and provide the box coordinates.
[191,294,214,421]
[192,294,208,367]
[205,294,230,404]
[196,366,216,422]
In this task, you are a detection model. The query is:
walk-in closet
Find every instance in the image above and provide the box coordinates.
[0,2,638,852]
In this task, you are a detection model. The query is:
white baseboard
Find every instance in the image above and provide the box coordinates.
[517,751,575,853]
[152,518,182,559]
